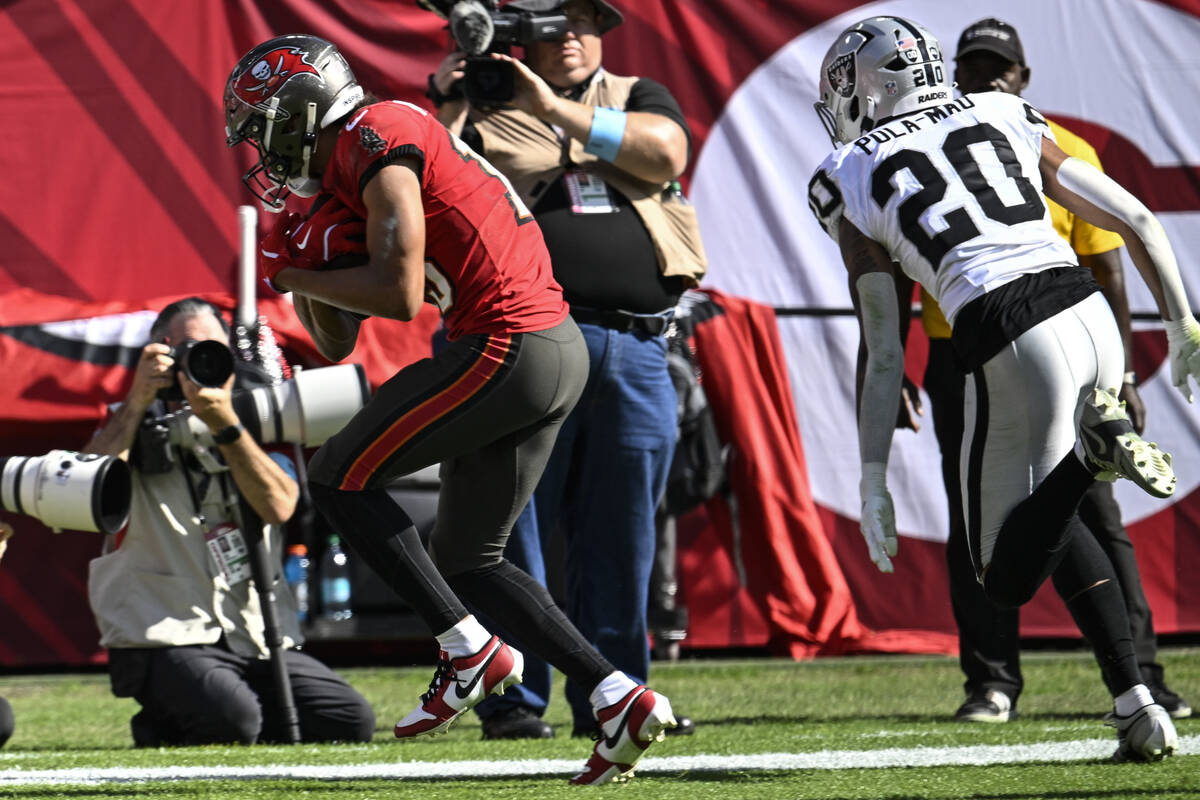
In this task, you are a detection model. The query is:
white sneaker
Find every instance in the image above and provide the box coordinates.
[569,685,676,785]
[1106,702,1178,762]
[1078,388,1175,497]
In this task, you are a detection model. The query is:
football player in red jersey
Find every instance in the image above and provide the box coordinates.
[225,35,676,783]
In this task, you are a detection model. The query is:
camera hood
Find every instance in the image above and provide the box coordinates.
[505,0,623,34]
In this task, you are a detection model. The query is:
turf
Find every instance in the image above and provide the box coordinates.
[0,647,1196,798]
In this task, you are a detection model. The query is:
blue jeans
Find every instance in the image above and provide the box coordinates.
[476,322,678,728]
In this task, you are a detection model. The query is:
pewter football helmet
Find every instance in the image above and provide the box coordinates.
[224,34,365,210]
[814,16,949,145]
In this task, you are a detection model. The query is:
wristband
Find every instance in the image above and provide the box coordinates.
[584,107,627,162]
[1124,371,1138,386]
[213,423,245,446]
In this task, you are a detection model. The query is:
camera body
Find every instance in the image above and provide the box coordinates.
[441,0,568,105]
[157,338,236,402]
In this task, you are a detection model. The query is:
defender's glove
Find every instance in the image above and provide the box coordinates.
[1164,315,1200,402]
[859,462,897,573]
[258,211,301,293]
[290,195,367,271]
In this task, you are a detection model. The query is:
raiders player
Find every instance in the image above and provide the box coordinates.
[224,34,676,784]
[808,16,1200,762]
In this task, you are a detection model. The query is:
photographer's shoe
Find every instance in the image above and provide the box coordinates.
[394,636,523,738]
[1078,388,1175,497]
[569,685,676,785]
[1107,701,1177,762]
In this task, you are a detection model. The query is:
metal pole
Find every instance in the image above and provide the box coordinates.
[235,499,302,743]
[232,202,300,743]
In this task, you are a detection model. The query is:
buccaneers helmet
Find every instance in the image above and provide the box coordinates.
[224,34,364,210]
[814,16,950,146]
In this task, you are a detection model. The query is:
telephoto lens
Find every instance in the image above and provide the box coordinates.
[0,450,131,534]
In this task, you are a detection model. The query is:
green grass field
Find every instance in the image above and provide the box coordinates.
[1,647,1197,798]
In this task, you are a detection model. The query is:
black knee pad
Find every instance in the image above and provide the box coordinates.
[982,569,1036,610]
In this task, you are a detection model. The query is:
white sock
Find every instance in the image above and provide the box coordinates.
[590,671,639,711]
[435,615,492,658]
[1114,684,1155,717]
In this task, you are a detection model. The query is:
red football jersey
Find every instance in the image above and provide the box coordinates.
[320,100,566,338]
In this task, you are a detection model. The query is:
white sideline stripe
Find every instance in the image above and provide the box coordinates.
[2,735,1196,785]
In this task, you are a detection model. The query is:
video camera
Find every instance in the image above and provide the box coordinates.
[0,451,131,535]
[421,0,568,105]
[136,363,370,475]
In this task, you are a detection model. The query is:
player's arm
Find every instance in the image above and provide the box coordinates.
[841,216,901,573]
[1040,139,1200,399]
[293,294,362,363]
[274,158,428,321]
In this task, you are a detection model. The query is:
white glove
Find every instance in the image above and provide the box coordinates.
[1164,315,1200,402]
[859,462,897,573]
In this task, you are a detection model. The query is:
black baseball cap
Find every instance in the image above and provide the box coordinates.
[956,18,1025,66]
[505,0,624,35]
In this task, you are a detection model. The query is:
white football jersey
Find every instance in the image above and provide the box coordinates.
[808,92,1078,325]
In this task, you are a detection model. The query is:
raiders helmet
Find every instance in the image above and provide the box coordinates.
[814,17,950,146]
[224,35,365,210]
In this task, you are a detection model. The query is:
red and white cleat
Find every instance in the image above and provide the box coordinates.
[394,635,523,738]
[569,685,676,785]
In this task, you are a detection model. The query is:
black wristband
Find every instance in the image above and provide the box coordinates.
[213,423,245,446]
[425,74,464,108]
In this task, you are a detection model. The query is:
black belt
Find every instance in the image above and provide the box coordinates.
[570,307,672,336]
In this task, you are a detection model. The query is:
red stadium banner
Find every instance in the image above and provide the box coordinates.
[0,0,1195,665]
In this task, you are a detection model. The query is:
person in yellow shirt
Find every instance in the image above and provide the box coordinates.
[919,18,1190,723]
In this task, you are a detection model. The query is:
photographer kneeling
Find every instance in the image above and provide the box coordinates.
[84,297,374,746]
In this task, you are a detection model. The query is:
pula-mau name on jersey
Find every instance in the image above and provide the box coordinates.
[852,95,977,155]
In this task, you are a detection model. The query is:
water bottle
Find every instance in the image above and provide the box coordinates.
[319,534,353,622]
[283,544,310,624]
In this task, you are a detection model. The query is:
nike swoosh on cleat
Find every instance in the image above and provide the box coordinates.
[452,643,500,701]
[603,688,649,751]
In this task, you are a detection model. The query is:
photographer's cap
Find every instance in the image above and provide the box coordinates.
[956,18,1025,66]
[504,0,624,35]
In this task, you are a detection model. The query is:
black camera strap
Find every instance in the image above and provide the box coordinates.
[177,446,236,530]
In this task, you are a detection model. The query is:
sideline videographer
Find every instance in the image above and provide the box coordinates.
[83,297,374,746]
[430,0,705,739]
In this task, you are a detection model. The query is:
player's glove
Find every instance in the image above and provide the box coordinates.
[859,462,897,573]
[1164,315,1200,402]
[290,194,367,271]
[258,210,302,294]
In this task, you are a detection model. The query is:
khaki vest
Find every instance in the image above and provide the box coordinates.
[470,71,707,284]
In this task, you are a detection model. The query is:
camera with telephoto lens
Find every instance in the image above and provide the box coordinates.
[136,363,371,474]
[423,0,568,106]
[157,338,236,402]
[0,450,131,534]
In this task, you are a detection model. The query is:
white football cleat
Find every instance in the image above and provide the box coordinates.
[569,685,676,785]
[1107,701,1178,763]
[394,635,523,738]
